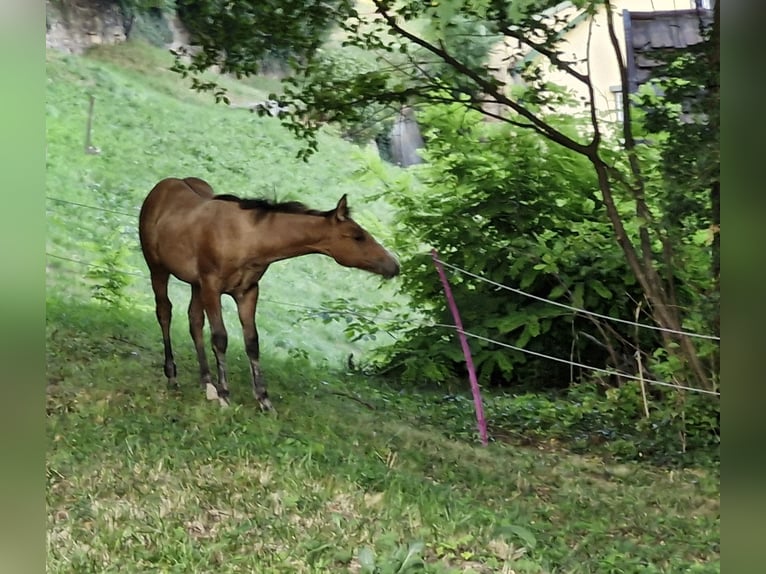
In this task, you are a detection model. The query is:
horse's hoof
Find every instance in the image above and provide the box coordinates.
[205,383,219,401]
[259,398,275,414]
[218,396,230,408]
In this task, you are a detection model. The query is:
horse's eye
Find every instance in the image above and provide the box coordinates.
[353,234,366,242]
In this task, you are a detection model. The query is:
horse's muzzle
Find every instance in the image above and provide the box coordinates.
[379,257,400,279]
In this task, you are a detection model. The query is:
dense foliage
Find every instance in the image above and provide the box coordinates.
[419,14,502,99]
[173,0,347,79]
[316,102,720,461]
[361,105,648,388]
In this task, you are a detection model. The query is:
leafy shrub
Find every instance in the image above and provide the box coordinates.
[130,10,173,47]
[175,0,344,77]
[365,104,657,389]
[81,180,137,307]
[488,382,719,465]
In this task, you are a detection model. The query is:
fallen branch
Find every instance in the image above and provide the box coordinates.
[108,335,152,351]
[326,390,376,410]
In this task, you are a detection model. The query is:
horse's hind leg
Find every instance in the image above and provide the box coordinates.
[235,286,273,412]
[188,284,215,398]
[150,270,177,387]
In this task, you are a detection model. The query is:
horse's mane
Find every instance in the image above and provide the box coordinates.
[213,194,338,218]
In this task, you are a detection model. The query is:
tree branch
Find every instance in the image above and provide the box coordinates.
[498,26,590,86]
[583,12,601,151]
[604,0,655,266]
[370,0,591,156]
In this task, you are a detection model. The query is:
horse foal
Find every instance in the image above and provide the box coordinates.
[138,177,399,411]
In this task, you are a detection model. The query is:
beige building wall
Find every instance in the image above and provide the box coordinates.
[488,0,696,122]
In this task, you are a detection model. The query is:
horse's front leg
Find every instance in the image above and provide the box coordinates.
[235,286,273,412]
[200,282,230,406]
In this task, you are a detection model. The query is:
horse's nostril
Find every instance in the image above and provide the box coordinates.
[386,261,401,278]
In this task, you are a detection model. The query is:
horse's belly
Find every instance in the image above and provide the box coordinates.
[171,267,200,284]
[221,265,267,294]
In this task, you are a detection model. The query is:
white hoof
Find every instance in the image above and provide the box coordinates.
[205,383,219,401]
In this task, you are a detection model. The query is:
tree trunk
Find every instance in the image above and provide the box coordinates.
[591,159,713,391]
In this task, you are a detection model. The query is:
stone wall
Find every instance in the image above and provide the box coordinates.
[46,0,190,54]
[46,0,128,54]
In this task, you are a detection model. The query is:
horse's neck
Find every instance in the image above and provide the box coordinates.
[258,213,331,261]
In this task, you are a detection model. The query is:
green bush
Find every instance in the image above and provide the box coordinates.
[130,10,173,47]
[369,103,655,388]
[489,382,720,465]
[118,1,175,46]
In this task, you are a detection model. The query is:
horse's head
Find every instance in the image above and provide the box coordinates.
[321,195,400,279]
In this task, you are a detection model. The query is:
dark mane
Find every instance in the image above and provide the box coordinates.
[213,194,335,217]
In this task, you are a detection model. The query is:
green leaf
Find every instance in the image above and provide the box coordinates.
[572,282,585,308]
[588,279,612,299]
[520,267,539,289]
[548,284,567,299]
[494,352,515,376]
[358,547,376,573]
[515,326,532,348]
[494,524,537,550]
[489,313,528,334]
[396,541,425,571]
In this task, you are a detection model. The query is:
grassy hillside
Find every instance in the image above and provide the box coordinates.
[46,41,719,573]
[46,40,402,368]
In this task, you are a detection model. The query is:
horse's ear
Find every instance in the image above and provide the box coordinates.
[334,194,349,222]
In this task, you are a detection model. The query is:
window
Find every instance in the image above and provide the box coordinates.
[692,0,713,9]
[610,85,623,122]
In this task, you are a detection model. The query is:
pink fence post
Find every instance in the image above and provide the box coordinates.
[431,249,489,446]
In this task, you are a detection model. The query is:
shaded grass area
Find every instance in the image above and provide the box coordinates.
[47,298,719,573]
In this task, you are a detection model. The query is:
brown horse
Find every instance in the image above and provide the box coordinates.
[138,177,399,411]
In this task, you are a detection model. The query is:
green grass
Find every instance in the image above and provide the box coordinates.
[46,41,719,572]
[47,299,719,573]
